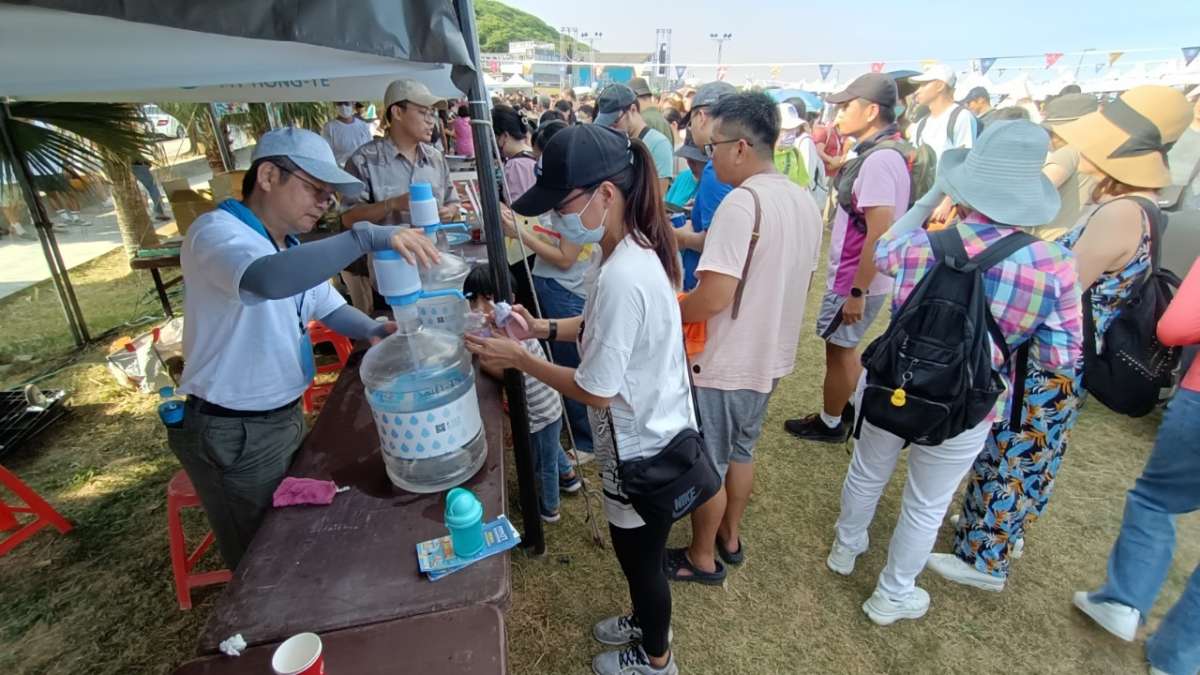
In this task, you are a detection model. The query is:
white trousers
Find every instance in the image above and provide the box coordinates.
[835,376,991,600]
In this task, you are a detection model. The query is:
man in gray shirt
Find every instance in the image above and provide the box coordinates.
[340,79,462,312]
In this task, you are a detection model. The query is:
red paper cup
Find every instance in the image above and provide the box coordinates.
[271,633,324,675]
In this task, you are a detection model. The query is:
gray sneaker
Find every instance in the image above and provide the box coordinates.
[593,615,673,646]
[592,645,678,675]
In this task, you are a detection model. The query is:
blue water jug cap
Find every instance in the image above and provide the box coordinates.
[410,182,434,202]
[159,386,175,398]
[444,487,483,527]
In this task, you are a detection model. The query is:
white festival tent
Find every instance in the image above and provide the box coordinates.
[0,0,550,550]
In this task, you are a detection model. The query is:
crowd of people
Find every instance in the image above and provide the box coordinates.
[467,71,1200,675]
[165,65,1200,675]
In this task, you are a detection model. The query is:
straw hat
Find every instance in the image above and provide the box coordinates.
[937,120,1060,226]
[1053,85,1191,188]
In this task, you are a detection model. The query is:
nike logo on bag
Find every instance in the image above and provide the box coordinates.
[673,486,699,518]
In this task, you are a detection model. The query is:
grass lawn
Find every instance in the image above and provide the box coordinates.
[0,244,1195,674]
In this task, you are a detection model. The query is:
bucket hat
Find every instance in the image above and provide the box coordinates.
[1052,85,1191,188]
[937,120,1060,226]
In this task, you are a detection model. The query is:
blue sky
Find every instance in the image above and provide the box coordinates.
[500,0,1200,82]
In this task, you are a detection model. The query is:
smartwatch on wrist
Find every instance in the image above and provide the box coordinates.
[849,287,865,299]
[547,319,558,341]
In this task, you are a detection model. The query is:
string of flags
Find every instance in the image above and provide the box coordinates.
[802,46,1200,80]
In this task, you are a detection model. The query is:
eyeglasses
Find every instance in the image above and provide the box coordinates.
[404,103,437,121]
[704,138,753,156]
[275,164,338,207]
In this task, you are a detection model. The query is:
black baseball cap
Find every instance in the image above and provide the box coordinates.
[594,84,638,127]
[826,73,898,108]
[511,125,633,217]
[959,86,990,104]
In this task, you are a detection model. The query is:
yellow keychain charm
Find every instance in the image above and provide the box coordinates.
[890,388,907,407]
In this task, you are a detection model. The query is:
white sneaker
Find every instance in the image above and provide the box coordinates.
[1073,591,1139,641]
[827,539,861,576]
[862,587,931,626]
[568,449,596,466]
[948,514,1023,559]
[926,553,1005,592]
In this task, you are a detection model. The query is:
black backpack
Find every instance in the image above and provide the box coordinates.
[1081,196,1182,417]
[858,227,1037,445]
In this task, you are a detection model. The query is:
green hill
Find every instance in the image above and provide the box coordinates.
[475,0,569,53]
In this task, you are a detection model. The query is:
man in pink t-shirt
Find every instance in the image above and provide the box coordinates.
[784,73,910,444]
[667,92,823,583]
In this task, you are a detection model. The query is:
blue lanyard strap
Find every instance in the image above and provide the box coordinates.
[218,199,306,333]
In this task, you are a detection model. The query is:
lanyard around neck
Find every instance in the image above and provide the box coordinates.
[218,199,306,334]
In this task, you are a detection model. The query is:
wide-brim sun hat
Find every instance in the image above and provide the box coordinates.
[251,127,363,195]
[936,120,1060,226]
[1052,85,1191,188]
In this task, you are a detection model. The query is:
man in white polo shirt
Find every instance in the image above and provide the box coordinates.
[171,127,438,567]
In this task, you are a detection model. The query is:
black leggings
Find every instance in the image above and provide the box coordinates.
[609,516,673,658]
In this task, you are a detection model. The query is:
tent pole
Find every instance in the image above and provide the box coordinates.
[265,103,282,130]
[453,0,545,555]
[0,102,89,346]
[205,103,235,171]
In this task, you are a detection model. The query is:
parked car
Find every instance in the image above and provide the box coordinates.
[141,104,185,139]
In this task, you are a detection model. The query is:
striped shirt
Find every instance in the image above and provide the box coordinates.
[875,217,1083,424]
[520,339,563,434]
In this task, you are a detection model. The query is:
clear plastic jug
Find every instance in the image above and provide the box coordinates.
[360,303,487,493]
[416,224,471,335]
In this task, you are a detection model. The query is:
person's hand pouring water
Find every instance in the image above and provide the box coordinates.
[388,227,441,268]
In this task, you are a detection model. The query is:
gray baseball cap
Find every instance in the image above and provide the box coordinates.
[683,81,737,125]
[251,127,363,195]
[594,84,638,127]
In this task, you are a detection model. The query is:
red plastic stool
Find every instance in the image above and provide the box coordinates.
[167,470,231,610]
[303,320,353,414]
[0,465,73,558]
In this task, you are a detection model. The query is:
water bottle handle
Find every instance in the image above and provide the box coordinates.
[419,288,466,301]
[423,222,469,235]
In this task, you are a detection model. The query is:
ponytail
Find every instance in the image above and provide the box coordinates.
[606,139,682,288]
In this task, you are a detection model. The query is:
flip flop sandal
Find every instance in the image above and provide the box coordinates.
[664,547,726,585]
[717,537,745,566]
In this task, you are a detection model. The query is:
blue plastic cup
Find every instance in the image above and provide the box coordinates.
[444,487,484,558]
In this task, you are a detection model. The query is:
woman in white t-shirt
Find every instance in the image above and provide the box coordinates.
[466,125,692,675]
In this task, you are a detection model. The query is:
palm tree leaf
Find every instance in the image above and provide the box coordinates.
[1,101,157,202]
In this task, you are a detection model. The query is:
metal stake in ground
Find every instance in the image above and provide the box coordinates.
[452,0,545,555]
[0,101,90,346]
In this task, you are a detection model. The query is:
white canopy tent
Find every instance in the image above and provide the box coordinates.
[0,0,549,552]
[499,74,535,90]
[0,4,468,102]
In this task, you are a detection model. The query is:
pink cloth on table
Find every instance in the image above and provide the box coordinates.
[272,477,338,507]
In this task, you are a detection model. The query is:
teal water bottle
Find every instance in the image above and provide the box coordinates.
[444,487,485,558]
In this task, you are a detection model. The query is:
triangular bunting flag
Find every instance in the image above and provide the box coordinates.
[675,65,687,79]
[1045,52,1063,68]
[1095,63,1105,74]
[870,62,885,73]
[996,68,1006,78]
[770,65,781,79]
[819,64,833,80]
[920,59,937,69]
[1184,46,1200,67]
[1108,51,1123,66]
[980,57,997,76]
[717,66,728,81]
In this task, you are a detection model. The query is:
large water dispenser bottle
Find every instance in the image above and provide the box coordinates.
[364,252,487,492]
[408,182,471,335]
